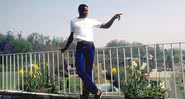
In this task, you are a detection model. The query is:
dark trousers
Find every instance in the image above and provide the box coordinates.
[75,41,98,94]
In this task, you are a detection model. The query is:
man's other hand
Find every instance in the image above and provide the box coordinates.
[113,13,122,21]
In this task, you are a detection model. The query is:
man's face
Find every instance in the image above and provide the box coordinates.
[79,6,88,18]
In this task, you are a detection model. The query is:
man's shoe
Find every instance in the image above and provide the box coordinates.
[94,92,103,99]
[80,95,89,99]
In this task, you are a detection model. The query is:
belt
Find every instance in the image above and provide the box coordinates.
[77,40,94,45]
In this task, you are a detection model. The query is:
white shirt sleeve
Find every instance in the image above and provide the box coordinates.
[92,19,102,28]
[70,20,74,32]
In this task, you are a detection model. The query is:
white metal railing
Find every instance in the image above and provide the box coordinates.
[0,42,185,98]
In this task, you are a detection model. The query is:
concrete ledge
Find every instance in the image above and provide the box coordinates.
[0,90,78,99]
[0,90,127,99]
[0,91,175,99]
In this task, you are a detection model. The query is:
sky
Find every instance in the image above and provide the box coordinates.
[0,0,185,47]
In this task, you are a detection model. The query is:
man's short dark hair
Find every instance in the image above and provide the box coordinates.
[78,4,88,12]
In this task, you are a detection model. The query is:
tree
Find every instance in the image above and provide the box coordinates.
[105,39,145,66]
[12,39,33,53]
[106,39,130,47]
[27,33,44,51]
[0,31,34,53]
[0,31,15,53]
[27,33,64,51]
[52,36,64,50]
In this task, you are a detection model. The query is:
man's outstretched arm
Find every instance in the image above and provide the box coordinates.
[60,32,74,53]
[100,13,122,29]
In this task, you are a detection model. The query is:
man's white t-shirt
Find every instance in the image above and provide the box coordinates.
[70,18,102,42]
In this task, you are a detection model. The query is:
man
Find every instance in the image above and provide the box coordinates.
[61,4,122,99]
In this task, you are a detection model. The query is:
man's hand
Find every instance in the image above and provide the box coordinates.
[100,13,122,29]
[60,48,66,53]
[112,13,122,21]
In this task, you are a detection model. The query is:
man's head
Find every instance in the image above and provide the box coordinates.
[78,4,88,18]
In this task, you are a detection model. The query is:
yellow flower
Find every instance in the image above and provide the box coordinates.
[19,68,24,75]
[112,67,117,74]
[33,64,39,70]
[28,71,33,76]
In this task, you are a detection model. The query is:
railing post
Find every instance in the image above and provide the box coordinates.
[96,49,100,87]
[17,54,20,90]
[43,53,45,75]
[13,54,16,90]
[72,50,77,93]
[109,49,113,93]
[34,53,36,64]
[47,52,50,80]
[5,55,8,90]
[146,46,150,84]
[29,53,32,73]
[38,53,41,69]
[123,48,127,83]
[2,55,5,90]
[25,54,28,78]
[9,55,12,90]
[130,47,133,72]
[52,52,55,85]
[138,47,141,66]
[116,48,120,96]
[171,44,178,98]
[67,51,70,93]
[154,45,158,86]
[21,54,24,91]
[162,44,167,88]
[62,53,66,94]
[57,51,60,93]
[180,43,185,96]
[103,49,107,95]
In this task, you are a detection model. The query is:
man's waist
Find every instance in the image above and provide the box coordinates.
[75,36,94,42]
